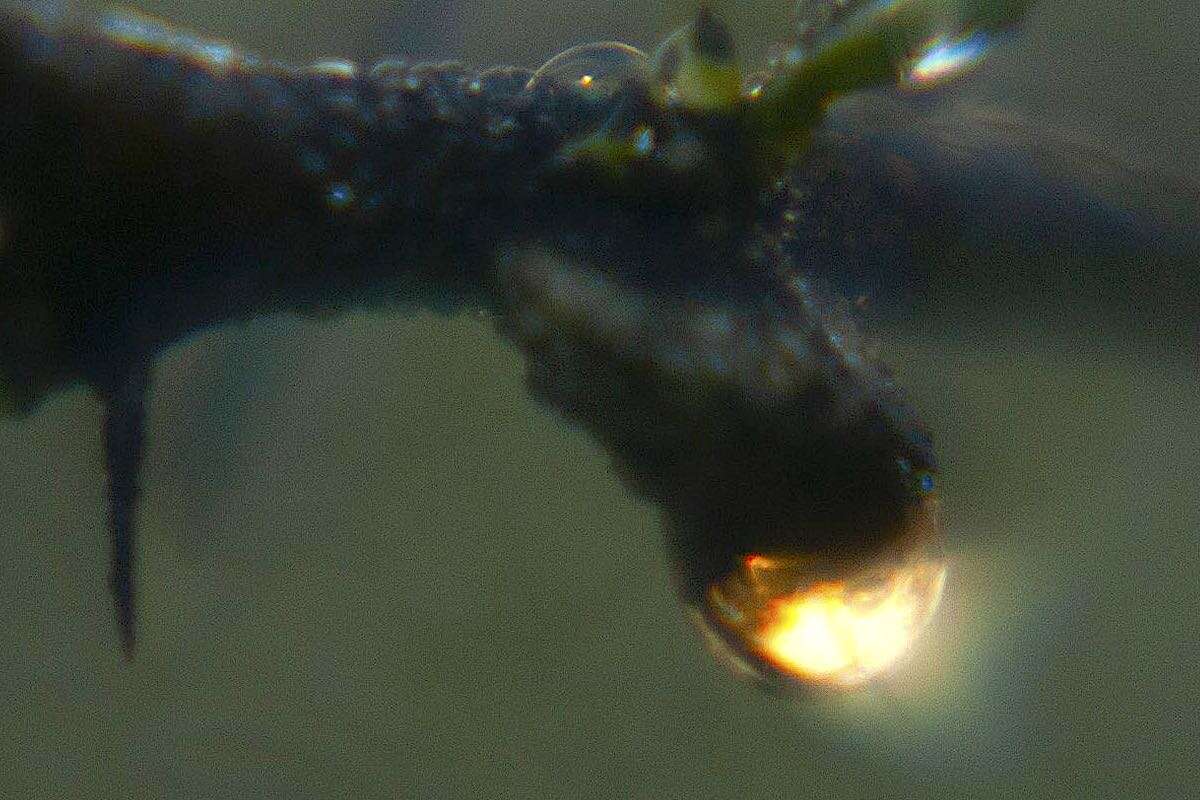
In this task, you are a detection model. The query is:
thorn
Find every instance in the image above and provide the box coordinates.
[693,6,735,64]
[101,366,149,660]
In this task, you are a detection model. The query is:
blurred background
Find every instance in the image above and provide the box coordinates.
[1,1,1197,797]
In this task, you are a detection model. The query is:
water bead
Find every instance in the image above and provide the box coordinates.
[703,554,948,687]
[631,124,655,156]
[525,41,648,97]
[325,181,356,210]
[309,58,358,79]
[525,42,650,141]
[697,470,947,690]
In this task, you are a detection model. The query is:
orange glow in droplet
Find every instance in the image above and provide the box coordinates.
[578,74,595,88]
[753,563,947,686]
[701,496,946,689]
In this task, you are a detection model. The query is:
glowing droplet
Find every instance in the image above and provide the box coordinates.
[525,42,648,139]
[189,40,236,68]
[706,555,948,688]
[525,41,648,95]
[695,480,947,690]
[325,182,356,210]
[760,565,946,682]
[905,32,993,88]
[631,124,655,156]
[310,59,359,79]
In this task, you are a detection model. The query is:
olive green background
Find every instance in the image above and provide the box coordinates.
[1,2,1197,798]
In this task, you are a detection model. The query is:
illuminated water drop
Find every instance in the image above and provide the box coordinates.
[631,124,655,156]
[904,31,993,88]
[760,564,946,681]
[706,553,948,688]
[325,182,356,210]
[525,41,648,96]
[189,40,236,68]
[692,476,947,690]
[525,42,648,139]
[310,58,358,79]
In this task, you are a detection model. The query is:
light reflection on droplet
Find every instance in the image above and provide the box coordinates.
[704,548,948,688]
[755,563,947,684]
[310,59,359,79]
[525,41,648,95]
[191,40,236,67]
[904,31,993,88]
[100,9,244,72]
[631,124,655,156]
[325,182,356,210]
